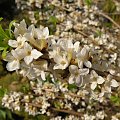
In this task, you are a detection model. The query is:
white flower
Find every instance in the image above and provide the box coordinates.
[69,65,89,86]
[23,42,43,65]
[5,49,24,71]
[59,39,80,53]
[53,53,69,70]
[90,70,105,90]
[14,19,27,38]
[103,75,119,93]
[8,36,26,49]
[35,27,49,39]
[77,46,92,68]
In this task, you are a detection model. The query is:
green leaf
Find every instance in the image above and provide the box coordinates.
[0,88,7,98]
[9,20,16,38]
[21,82,30,93]
[110,95,120,106]
[84,0,92,7]
[0,25,9,41]
[45,74,53,83]
[48,16,58,25]
[2,48,7,59]
[54,101,61,109]
[68,83,77,90]
[0,17,3,21]
[0,109,6,120]
[6,109,13,120]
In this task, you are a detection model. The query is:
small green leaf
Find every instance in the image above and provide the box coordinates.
[45,74,53,83]
[6,109,13,120]
[21,85,30,93]
[9,20,16,38]
[54,101,61,109]
[0,25,10,41]
[2,48,7,59]
[0,109,6,120]
[84,0,92,7]
[48,16,58,25]
[110,95,120,106]
[68,83,77,90]
[0,17,3,21]
[0,88,7,98]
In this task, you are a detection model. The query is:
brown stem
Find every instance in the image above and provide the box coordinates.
[97,11,120,29]
[51,108,82,117]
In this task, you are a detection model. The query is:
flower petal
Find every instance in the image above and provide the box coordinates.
[6,60,20,71]
[79,68,89,75]
[43,27,49,39]
[84,61,92,68]
[80,47,87,57]
[31,49,43,59]
[24,42,32,52]
[97,76,105,84]
[69,75,75,84]
[8,40,18,48]
[78,60,83,68]
[69,65,78,74]
[41,71,46,81]
[76,76,83,86]
[91,82,97,90]
[24,55,33,65]
[111,79,119,87]
[54,55,63,63]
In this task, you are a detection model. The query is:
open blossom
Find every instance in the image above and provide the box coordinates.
[35,27,49,39]
[59,39,80,53]
[5,49,25,71]
[77,46,92,68]
[23,42,43,65]
[102,75,119,93]
[8,36,26,49]
[69,65,89,86]
[14,19,27,38]
[90,70,105,90]
[53,53,70,70]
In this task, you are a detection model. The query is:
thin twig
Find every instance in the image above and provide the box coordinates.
[51,108,82,117]
[97,12,120,29]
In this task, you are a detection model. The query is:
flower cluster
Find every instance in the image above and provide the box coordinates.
[2,0,120,119]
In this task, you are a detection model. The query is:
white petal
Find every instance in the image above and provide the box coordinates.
[68,75,75,84]
[54,55,63,63]
[5,53,14,61]
[31,49,43,59]
[43,27,49,39]
[78,60,83,68]
[53,64,63,70]
[79,68,89,75]
[84,61,92,68]
[76,76,83,86]
[91,82,97,90]
[80,47,87,57]
[11,50,19,59]
[41,71,46,81]
[91,70,98,78]
[69,65,78,74]
[15,48,26,60]
[24,55,33,65]
[97,76,105,84]
[74,41,80,52]
[6,60,20,71]
[8,40,18,48]
[24,42,32,52]
[111,79,119,87]
[36,28,43,39]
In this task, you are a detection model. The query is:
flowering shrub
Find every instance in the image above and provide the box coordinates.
[1,0,120,119]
